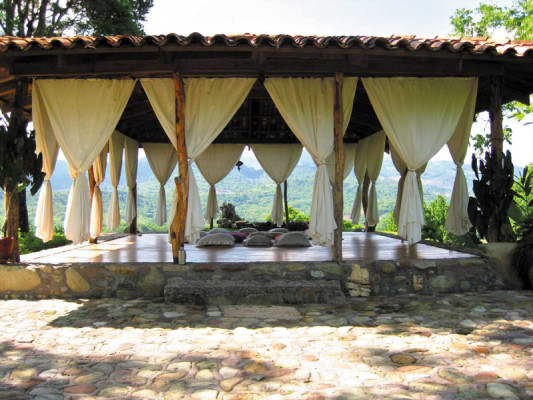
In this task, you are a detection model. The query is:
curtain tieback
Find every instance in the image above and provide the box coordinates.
[316,160,326,166]
[188,158,195,166]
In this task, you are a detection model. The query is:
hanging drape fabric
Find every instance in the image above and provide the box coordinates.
[363,77,477,244]
[363,130,386,227]
[143,143,178,226]
[195,144,245,222]
[264,77,358,245]
[124,136,139,226]
[89,145,108,239]
[33,82,59,242]
[33,79,134,243]
[141,77,255,243]
[390,143,427,227]
[350,140,368,224]
[251,144,303,226]
[325,143,357,186]
[445,80,478,235]
[107,131,124,230]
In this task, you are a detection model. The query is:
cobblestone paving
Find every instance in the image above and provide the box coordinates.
[0,291,532,400]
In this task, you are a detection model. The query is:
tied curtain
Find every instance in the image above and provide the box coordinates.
[252,144,303,227]
[350,140,368,225]
[33,83,59,242]
[264,77,358,246]
[390,143,427,227]
[89,145,108,239]
[364,130,386,227]
[363,77,477,244]
[33,79,134,244]
[325,143,357,186]
[445,80,478,235]
[195,144,245,222]
[143,143,178,226]
[124,136,139,226]
[107,131,124,230]
[141,78,255,243]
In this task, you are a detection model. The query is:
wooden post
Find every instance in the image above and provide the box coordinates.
[126,184,138,234]
[284,180,290,230]
[4,79,29,262]
[170,72,188,264]
[210,218,214,230]
[88,166,97,243]
[332,72,345,262]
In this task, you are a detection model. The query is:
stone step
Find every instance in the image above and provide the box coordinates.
[164,279,345,305]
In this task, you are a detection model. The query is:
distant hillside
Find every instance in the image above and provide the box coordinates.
[0,152,519,232]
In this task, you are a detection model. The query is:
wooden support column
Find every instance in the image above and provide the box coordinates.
[88,166,98,243]
[4,79,29,262]
[332,72,345,262]
[284,180,290,230]
[126,184,138,234]
[170,72,189,264]
[489,77,504,163]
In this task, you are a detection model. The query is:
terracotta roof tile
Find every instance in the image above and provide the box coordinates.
[1,33,533,57]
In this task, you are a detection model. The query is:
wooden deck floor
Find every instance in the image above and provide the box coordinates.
[23,232,476,264]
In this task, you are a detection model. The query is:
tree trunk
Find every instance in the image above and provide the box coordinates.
[4,190,20,262]
[18,189,29,233]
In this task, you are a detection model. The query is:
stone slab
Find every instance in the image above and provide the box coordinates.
[221,305,302,320]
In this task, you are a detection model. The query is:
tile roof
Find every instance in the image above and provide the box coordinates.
[1,33,533,57]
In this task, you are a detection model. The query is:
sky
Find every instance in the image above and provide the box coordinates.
[140,0,532,169]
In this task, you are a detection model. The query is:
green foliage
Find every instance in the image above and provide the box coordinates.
[19,227,71,255]
[468,151,516,242]
[0,117,44,196]
[265,206,310,223]
[377,211,397,233]
[511,215,533,288]
[509,164,533,230]
[422,195,450,243]
[0,0,154,37]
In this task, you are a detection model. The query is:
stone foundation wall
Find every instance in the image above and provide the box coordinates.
[0,257,507,300]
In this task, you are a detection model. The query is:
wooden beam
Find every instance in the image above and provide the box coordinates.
[332,72,345,263]
[126,184,138,234]
[169,72,188,264]
[284,180,290,230]
[88,166,97,244]
[4,79,29,262]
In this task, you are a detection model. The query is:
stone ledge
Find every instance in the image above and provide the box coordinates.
[164,280,345,305]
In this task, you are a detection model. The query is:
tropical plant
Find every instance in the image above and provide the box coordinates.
[509,164,533,230]
[511,216,533,289]
[468,151,515,242]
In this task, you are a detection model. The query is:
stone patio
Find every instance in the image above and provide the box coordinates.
[0,291,532,399]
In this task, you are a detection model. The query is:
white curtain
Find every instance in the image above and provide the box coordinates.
[143,143,178,225]
[445,80,478,235]
[196,144,245,222]
[325,143,357,186]
[265,77,358,245]
[33,79,134,243]
[89,145,108,239]
[33,83,59,242]
[124,136,139,226]
[107,130,124,230]
[350,140,368,224]
[363,130,386,227]
[142,77,255,243]
[363,77,477,244]
[252,144,303,226]
[390,143,427,228]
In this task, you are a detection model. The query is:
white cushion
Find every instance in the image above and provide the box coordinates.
[269,228,289,234]
[274,232,312,247]
[244,235,273,247]
[239,227,258,234]
[196,233,235,247]
[248,231,278,239]
[209,228,229,234]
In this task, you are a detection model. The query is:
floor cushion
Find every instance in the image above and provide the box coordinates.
[274,232,312,247]
[239,227,258,234]
[209,228,229,234]
[196,233,235,247]
[248,231,278,239]
[229,232,247,243]
[244,235,273,247]
[269,228,289,234]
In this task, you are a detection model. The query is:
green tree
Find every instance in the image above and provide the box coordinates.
[451,1,533,153]
[0,0,153,37]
